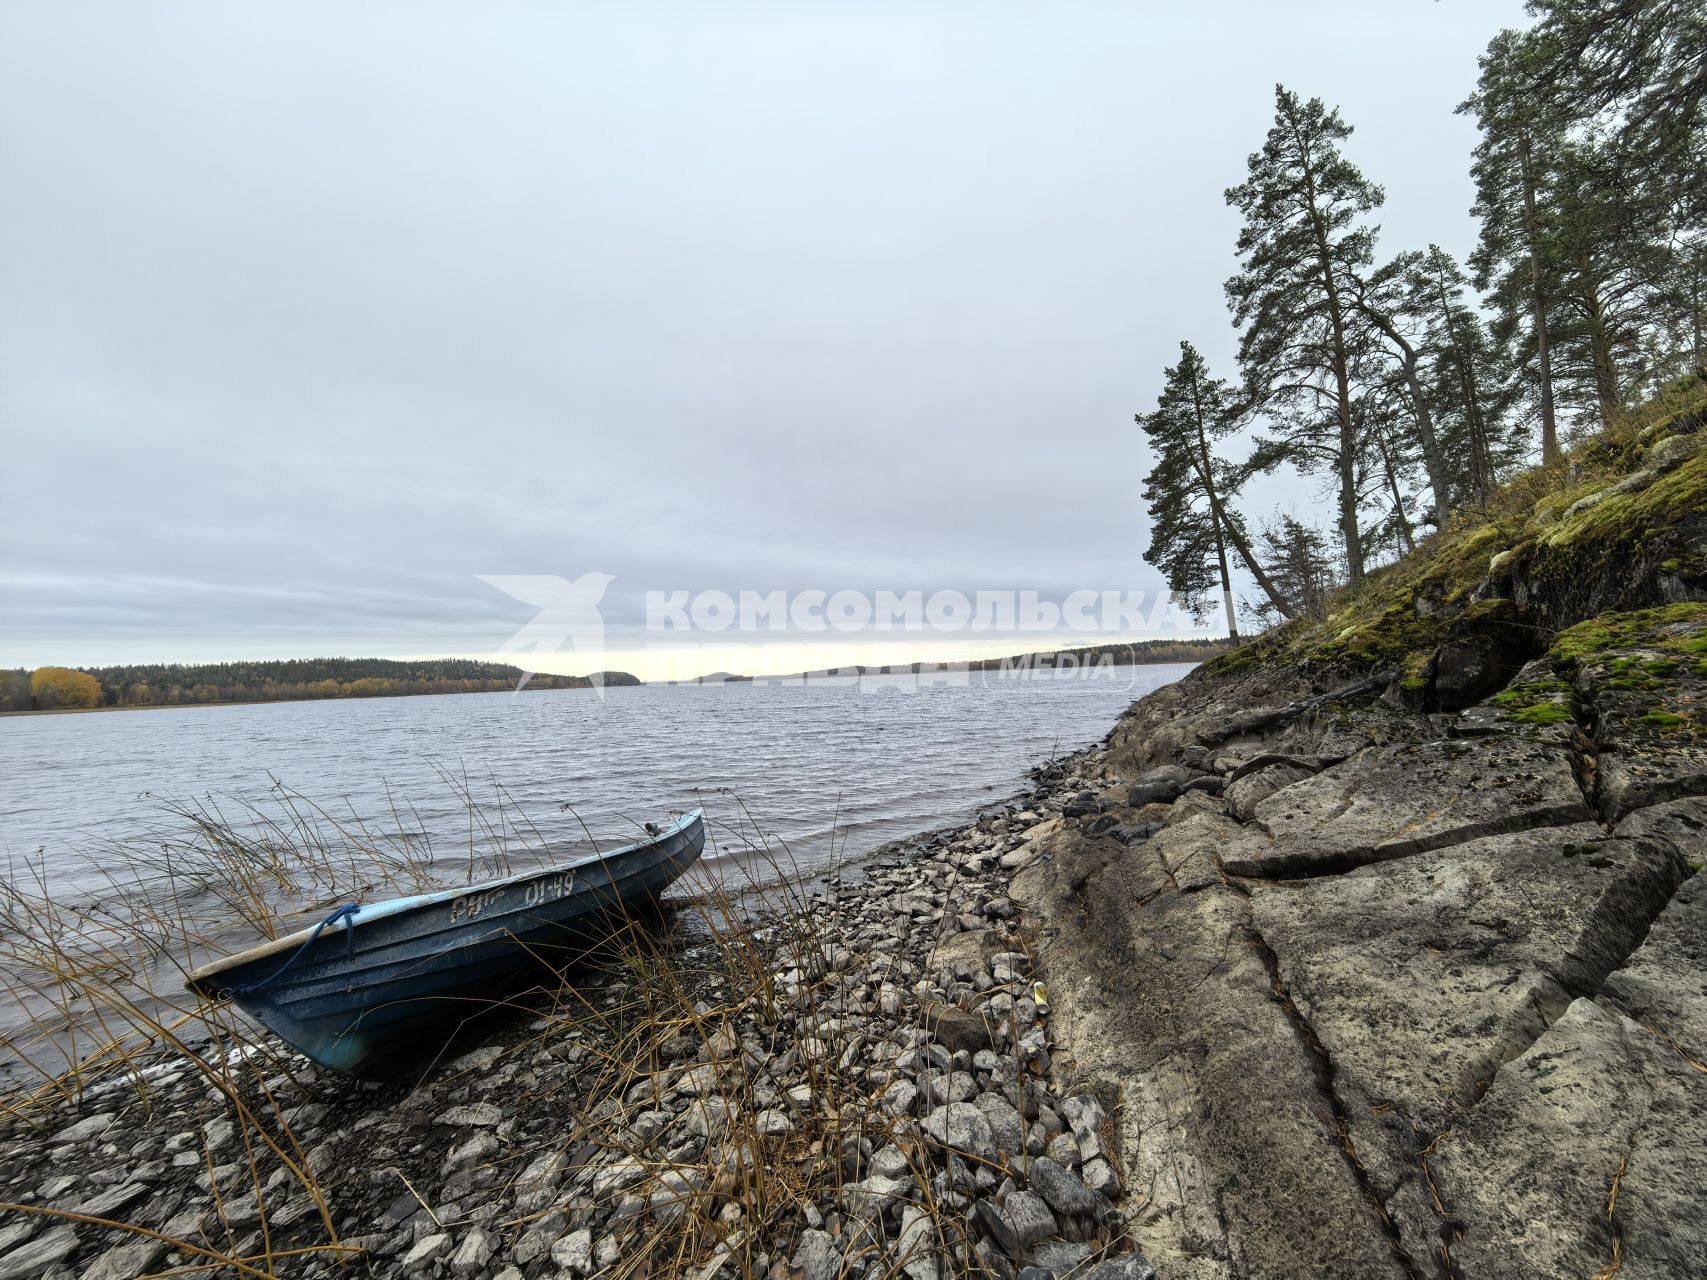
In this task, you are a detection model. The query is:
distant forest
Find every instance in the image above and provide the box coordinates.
[969,638,1234,669]
[0,658,639,712]
[817,637,1235,676]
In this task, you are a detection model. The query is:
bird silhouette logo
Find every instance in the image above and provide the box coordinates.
[478,572,617,695]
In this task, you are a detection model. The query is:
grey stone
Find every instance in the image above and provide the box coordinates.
[0,1227,77,1280]
[513,1211,567,1267]
[922,1001,994,1055]
[895,1212,940,1280]
[1388,999,1707,1278]
[1224,761,1315,822]
[509,1149,568,1214]
[445,1131,498,1170]
[1045,1132,1080,1168]
[925,1069,979,1107]
[68,1183,148,1220]
[755,1108,793,1137]
[1030,1241,1092,1274]
[839,1174,910,1217]
[448,1227,495,1277]
[1026,1156,1101,1218]
[974,1093,1026,1158]
[1081,1254,1156,1280]
[549,1226,593,1275]
[789,1227,841,1280]
[435,1103,502,1127]
[923,1102,997,1163]
[51,1113,114,1145]
[870,1144,912,1180]
[1126,765,1196,808]
[971,1198,1020,1257]
[401,1233,452,1269]
[1080,1157,1119,1199]
[884,1079,920,1117]
[649,1167,707,1223]
[1222,736,1593,877]
[1003,1189,1057,1247]
[1252,822,1685,1200]
[77,1239,168,1280]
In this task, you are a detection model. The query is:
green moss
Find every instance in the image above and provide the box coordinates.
[1639,710,1690,730]
[1539,450,1707,555]
[1190,382,1707,685]
[1490,680,1570,707]
[1550,604,1707,664]
[1508,702,1572,725]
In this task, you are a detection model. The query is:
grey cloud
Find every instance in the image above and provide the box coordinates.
[0,1,1527,666]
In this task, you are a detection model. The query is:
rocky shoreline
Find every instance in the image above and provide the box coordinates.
[0,594,1702,1279]
[1019,603,1707,1280]
[0,745,1157,1280]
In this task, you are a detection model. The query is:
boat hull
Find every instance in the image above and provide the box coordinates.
[187,810,705,1077]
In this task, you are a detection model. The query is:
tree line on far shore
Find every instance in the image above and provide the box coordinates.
[1140,0,1704,637]
[0,658,639,712]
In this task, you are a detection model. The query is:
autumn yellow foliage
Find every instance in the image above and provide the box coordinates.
[30,666,103,709]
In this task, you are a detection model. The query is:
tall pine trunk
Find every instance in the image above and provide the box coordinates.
[1577,261,1622,430]
[1301,152,1366,586]
[1519,136,1560,464]
[1186,369,1289,625]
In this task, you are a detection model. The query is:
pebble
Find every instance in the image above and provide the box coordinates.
[1027,1156,1105,1219]
[0,1227,80,1280]
[0,758,1138,1280]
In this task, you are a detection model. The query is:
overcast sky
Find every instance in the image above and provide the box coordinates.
[0,1,1528,680]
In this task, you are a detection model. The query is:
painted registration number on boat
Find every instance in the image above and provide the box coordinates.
[449,888,505,922]
[523,873,575,906]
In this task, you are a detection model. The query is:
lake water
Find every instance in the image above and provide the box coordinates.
[1,664,1191,902]
[0,663,1190,1075]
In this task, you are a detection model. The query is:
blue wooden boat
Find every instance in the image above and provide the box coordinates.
[187,809,705,1077]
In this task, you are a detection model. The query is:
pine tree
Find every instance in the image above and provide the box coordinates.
[1380,245,1523,507]
[1464,29,1569,462]
[1138,341,1296,634]
[1348,257,1453,520]
[1248,514,1337,625]
[1226,86,1385,586]
[1526,0,1707,224]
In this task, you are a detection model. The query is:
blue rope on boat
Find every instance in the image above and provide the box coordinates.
[228,903,361,996]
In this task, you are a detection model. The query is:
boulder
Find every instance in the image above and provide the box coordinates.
[1431,610,1533,710]
[1599,850,1707,1062]
[1224,761,1316,822]
[921,1000,994,1055]
[1222,735,1593,878]
[1251,822,1685,1200]
[1125,764,1198,807]
[1010,835,1413,1280]
[1389,999,1707,1278]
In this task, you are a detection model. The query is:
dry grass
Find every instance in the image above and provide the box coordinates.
[0,784,1013,1277]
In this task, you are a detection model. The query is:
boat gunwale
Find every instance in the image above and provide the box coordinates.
[186,808,704,987]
